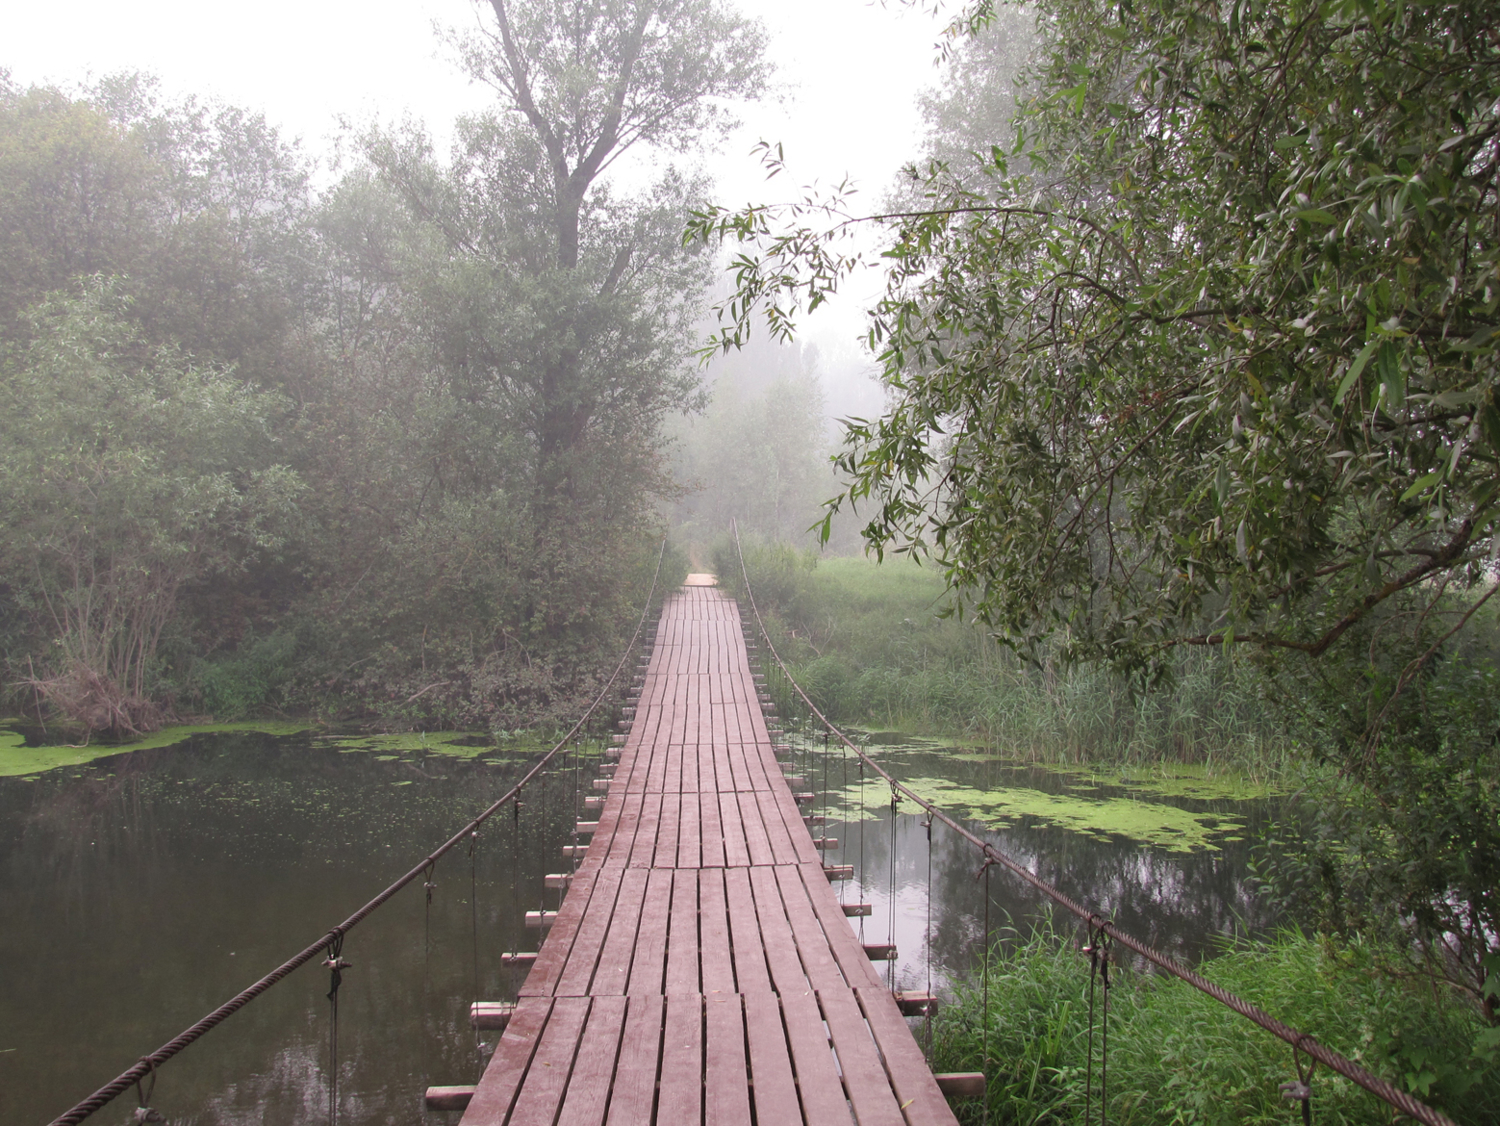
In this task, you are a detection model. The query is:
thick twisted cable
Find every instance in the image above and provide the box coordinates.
[48,537,669,1126]
[729,521,1455,1126]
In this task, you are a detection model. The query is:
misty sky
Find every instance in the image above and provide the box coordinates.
[6,0,956,407]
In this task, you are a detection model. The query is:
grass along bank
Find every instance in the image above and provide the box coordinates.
[932,923,1498,1125]
[715,542,1293,771]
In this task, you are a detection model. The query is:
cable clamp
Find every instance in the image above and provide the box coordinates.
[1280,1037,1316,1124]
[133,1058,164,1123]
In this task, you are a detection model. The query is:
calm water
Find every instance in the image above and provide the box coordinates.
[1,728,1283,1125]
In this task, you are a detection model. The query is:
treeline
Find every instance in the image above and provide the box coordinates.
[0,0,763,733]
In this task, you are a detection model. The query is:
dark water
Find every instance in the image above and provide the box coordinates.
[788,734,1282,1001]
[1,729,1283,1125]
[0,731,591,1126]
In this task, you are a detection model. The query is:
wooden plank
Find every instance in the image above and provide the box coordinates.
[705,993,752,1126]
[677,789,701,869]
[657,994,703,1123]
[657,788,682,869]
[555,996,629,1126]
[935,1074,986,1099]
[817,988,908,1126]
[757,788,800,866]
[604,994,664,1126]
[772,865,846,992]
[697,868,736,996]
[796,863,887,992]
[719,789,750,867]
[626,867,672,995]
[427,1086,475,1111]
[508,996,590,1126]
[552,865,626,998]
[629,792,663,869]
[743,992,803,1125]
[748,865,810,996]
[853,986,960,1125]
[665,868,700,994]
[592,868,649,996]
[723,868,771,994]
[521,870,601,998]
[458,997,553,1125]
[780,987,855,1124]
[769,784,821,865]
[738,788,776,866]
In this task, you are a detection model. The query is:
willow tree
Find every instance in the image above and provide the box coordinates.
[694,0,1500,1038]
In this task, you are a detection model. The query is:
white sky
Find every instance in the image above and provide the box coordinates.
[5,0,956,407]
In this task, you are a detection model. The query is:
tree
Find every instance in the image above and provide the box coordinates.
[439,0,770,502]
[911,4,1039,183]
[0,283,299,733]
[698,0,1500,695]
[671,336,831,544]
[0,74,311,388]
[693,0,1500,1024]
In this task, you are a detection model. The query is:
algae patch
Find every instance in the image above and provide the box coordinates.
[318,731,551,759]
[0,721,312,778]
[828,772,1250,852]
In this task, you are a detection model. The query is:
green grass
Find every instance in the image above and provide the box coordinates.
[718,545,1293,770]
[935,924,1499,1125]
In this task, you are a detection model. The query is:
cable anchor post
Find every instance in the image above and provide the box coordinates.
[1280,1039,1317,1126]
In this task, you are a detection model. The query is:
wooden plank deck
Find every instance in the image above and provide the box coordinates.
[460,584,958,1125]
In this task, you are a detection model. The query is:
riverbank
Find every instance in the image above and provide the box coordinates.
[716,544,1296,772]
[931,924,1499,1125]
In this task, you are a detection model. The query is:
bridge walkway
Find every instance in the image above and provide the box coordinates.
[457,582,958,1124]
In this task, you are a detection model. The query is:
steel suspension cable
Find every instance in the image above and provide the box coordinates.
[728,521,1456,1126]
[47,536,671,1126]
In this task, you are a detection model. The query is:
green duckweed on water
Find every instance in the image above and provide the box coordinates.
[810,731,1271,852]
[0,720,312,778]
[828,772,1247,851]
[0,719,605,777]
[322,731,500,758]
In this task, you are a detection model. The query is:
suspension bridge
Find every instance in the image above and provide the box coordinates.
[47,537,1458,1126]
[439,577,961,1123]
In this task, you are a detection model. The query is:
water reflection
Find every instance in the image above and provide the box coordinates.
[793,737,1281,995]
[0,731,591,1126]
[1,729,1285,1125]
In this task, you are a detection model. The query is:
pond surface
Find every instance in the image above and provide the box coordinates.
[788,731,1284,1001]
[0,726,1287,1125]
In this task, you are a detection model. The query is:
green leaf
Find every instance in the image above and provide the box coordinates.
[1294,208,1337,224]
[1451,325,1496,352]
[1399,471,1441,502]
[1377,342,1404,410]
[1335,340,1379,406]
[1479,403,1500,454]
